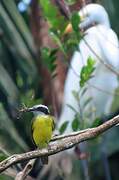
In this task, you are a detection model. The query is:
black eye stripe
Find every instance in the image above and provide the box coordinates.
[37,107,49,114]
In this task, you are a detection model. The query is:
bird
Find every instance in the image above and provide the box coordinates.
[58,3,119,133]
[26,104,55,164]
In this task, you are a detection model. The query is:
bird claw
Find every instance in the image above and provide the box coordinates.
[52,133,59,137]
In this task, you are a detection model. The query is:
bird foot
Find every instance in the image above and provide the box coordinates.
[52,133,59,137]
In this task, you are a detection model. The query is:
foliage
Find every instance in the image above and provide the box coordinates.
[0,0,38,157]
[0,0,119,179]
[40,0,67,33]
[41,47,58,76]
[59,121,69,134]
[71,12,81,40]
[80,57,95,87]
[71,114,80,131]
[39,0,82,56]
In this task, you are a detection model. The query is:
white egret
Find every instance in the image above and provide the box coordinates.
[54,4,119,180]
[58,3,119,133]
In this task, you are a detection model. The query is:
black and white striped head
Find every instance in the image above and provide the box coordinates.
[28,104,50,115]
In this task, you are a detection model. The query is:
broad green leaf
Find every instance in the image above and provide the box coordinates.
[0,3,37,76]
[0,63,18,102]
[1,0,35,54]
[59,121,69,134]
[49,30,66,55]
[0,103,28,151]
[72,115,80,131]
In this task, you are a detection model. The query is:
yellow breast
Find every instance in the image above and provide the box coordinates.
[32,115,54,148]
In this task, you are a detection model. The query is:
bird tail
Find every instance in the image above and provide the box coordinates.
[41,156,48,165]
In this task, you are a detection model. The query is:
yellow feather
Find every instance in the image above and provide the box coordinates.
[32,115,54,148]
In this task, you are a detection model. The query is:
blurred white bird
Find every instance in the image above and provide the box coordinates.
[58,3,119,133]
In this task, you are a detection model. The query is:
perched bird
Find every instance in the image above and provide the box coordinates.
[27,104,55,164]
[58,3,119,133]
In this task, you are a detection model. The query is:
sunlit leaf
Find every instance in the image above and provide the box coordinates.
[39,0,67,33]
[80,56,95,87]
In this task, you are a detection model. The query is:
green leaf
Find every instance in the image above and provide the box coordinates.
[49,30,66,55]
[67,104,77,113]
[0,3,37,78]
[71,12,81,40]
[72,115,80,131]
[41,47,58,75]
[0,63,19,102]
[0,103,28,151]
[71,12,80,32]
[80,56,95,87]
[80,87,88,97]
[83,97,92,109]
[39,0,67,33]
[0,174,13,180]
[64,36,79,52]
[59,121,69,134]
[90,118,102,128]
[1,0,35,54]
[0,153,8,162]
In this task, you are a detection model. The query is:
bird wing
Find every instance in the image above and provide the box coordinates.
[51,116,55,131]
[31,117,37,147]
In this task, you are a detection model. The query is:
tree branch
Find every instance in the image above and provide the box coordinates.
[0,114,119,173]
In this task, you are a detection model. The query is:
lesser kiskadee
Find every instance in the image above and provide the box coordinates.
[26,104,55,164]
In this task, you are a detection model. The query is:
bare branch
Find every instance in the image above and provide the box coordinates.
[0,115,119,173]
[15,159,36,180]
